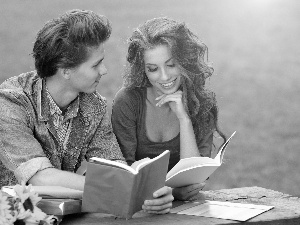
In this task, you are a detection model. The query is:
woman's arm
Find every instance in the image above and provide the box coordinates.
[156,91,215,201]
[111,88,138,165]
[156,90,205,158]
[178,116,201,158]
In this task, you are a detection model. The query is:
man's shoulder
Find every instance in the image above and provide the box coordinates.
[1,71,38,86]
[79,91,107,115]
[0,71,39,99]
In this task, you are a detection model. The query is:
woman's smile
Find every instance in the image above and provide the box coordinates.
[158,77,178,89]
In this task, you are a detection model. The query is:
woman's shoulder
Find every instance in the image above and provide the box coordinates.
[113,87,145,106]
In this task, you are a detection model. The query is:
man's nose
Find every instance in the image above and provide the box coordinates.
[99,64,107,76]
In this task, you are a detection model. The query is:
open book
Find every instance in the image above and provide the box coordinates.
[82,150,170,219]
[166,131,236,188]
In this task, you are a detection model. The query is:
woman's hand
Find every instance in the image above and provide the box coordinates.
[155,90,188,120]
[142,186,174,214]
[172,183,206,201]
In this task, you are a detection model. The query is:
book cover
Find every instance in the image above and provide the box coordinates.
[37,198,82,216]
[81,150,170,219]
[166,131,236,188]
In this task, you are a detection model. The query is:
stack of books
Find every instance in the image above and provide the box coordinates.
[2,186,83,216]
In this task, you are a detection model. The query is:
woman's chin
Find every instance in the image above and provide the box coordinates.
[157,85,180,95]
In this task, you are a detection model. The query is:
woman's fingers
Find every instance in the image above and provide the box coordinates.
[155,91,183,107]
[173,183,205,201]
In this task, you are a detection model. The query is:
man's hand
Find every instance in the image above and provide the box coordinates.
[142,186,174,214]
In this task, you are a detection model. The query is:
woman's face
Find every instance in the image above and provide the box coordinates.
[144,45,181,96]
[68,44,107,94]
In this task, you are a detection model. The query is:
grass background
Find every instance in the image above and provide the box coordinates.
[1,0,299,196]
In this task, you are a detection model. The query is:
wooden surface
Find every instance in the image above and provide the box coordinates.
[60,186,300,225]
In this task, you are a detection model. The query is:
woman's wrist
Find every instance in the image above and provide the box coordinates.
[178,114,191,123]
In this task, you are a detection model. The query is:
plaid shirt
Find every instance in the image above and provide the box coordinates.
[46,86,78,151]
[0,71,125,187]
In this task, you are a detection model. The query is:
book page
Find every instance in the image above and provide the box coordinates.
[172,200,274,222]
[90,157,138,174]
[90,150,170,175]
[166,156,218,180]
[134,150,170,171]
[131,157,150,171]
[214,131,236,163]
[166,164,219,188]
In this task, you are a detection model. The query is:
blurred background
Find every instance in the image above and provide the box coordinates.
[1,0,299,195]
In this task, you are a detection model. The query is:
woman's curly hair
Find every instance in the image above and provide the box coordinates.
[123,17,226,151]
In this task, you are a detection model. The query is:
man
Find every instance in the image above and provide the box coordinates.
[0,9,173,214]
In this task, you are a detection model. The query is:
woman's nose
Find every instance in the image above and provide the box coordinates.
[160,68,169,80]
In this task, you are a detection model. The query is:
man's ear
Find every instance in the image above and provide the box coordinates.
[61,68,71,80]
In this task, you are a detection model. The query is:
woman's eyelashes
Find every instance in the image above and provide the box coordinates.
[146,66,158,72]
[167,63,175,68]
[146,64,175,72]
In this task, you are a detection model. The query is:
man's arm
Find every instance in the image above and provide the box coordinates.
[0,92,55,184]
[29,168,85,190]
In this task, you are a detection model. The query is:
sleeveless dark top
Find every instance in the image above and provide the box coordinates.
[112,87,180,171]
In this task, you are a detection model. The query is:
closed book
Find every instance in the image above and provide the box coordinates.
[37,198,82,216]
[1,185,83,199]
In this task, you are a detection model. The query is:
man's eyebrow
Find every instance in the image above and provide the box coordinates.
[93,57,104,66]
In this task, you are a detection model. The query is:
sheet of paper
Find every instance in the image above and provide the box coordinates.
[1,186,83,199]
[171,200,274,222]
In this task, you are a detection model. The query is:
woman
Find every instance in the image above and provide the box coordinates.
[0,10,172,214]
[112,17,226,201]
